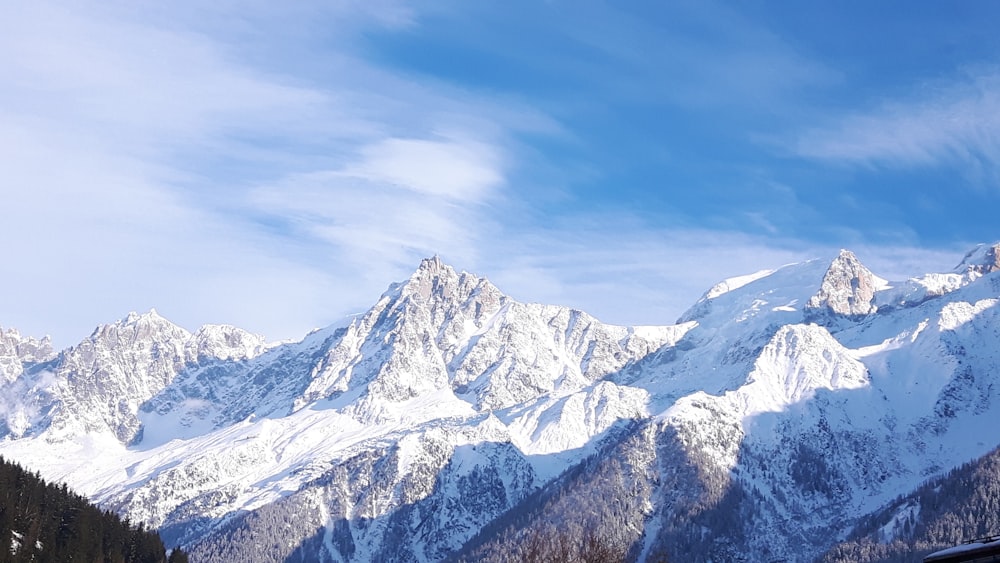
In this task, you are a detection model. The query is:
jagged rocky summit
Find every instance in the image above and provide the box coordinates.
[0,244,999,562]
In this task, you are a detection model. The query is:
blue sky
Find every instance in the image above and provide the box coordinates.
[2,1,999,346]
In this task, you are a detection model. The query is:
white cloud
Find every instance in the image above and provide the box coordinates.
[0,0,978,352]
[344,137,504,201]
[0,4,328,154]
[793,68,1000,174]
[0,3,367,346]
[0,1,525,346]
[247,134,505,289]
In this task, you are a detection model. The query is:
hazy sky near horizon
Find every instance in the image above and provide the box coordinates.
[2,1,1000,346]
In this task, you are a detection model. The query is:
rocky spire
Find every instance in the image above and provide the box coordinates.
[805,249,880,319]
[401,255,463,301]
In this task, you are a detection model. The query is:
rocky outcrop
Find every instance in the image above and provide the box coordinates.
[956,242,1000,275]
[294,256,679,414]
[0,310,270,444]
[806,250,880,319]
[0,327,54,382]
[2,246,1000,563]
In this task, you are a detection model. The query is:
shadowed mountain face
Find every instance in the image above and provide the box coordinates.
[1,245,1000,562]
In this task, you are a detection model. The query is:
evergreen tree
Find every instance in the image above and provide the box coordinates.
[0,455,187,563]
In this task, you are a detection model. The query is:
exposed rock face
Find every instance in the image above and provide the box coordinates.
[1,245,1000,563]
[187,325,266,362]
[0,327,54,383]
[44,311,200,443]
[183,422,537,563]
[0,310,269,444]
[293,256,679,415]
[806,249,880,318]
[956,242,1000,275]
[0,328,57,438]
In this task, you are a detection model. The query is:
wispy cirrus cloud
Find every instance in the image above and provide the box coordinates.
[481,220,968,327]
[0,1,545,345]
[1,0,983,349]
[248,132,507,288]
[0,2,524,344]
[792,68,1000,174]
[343,136,505,202]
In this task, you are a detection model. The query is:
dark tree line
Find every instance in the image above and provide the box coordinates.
[0,456,187,563]
[818,446,1000,563]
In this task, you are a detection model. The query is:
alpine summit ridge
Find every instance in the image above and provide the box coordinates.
[1,244,1000,562]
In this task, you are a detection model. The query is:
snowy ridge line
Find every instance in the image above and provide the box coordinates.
[0,243,997,562]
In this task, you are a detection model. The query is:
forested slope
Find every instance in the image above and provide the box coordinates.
[819,447,1000,563]
[0,456,186,563]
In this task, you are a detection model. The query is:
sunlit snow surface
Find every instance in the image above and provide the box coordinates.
[0,251,999,561]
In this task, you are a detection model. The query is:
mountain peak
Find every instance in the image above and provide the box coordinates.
[399,256,476,303]
[123,308,167,325]
[417,255,448,273]
[90,308,190,345]
[955,242,1000,275]
[805,249,881,319]
[408,256,459,284]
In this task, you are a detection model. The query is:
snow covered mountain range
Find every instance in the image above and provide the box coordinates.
[1,245,999,561]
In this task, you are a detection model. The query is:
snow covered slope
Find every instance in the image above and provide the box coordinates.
[1,246,999,562]
[0,258,685,560]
